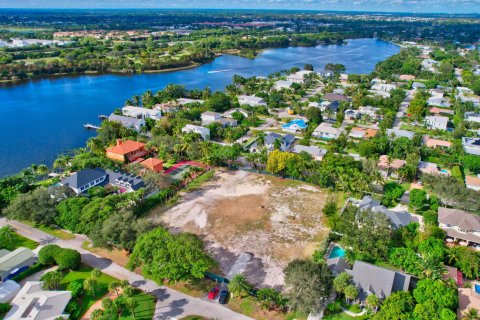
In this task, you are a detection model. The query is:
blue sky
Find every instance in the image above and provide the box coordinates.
[1,0,480,14]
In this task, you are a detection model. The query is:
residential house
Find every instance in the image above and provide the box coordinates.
[108,114,145,132]
[399,74,416,81]
[427,97,451,108]
[320,101,340,119]
[274,80,293,90]
[466,175,480,191]
[238,95,267,107]
[312,123,343,140]
[423,137,452,149]
[429,88,445,98]
[291,145,327,161]
[0,281,21,303]
[387,128,415,140]
[412,82,426,90]
[349,127,378,140]
[176,98,204,105]
[424,116,448,131]
[417,161,448,176]
[122,106,162,120]
[421,59,439,72]
[106,139,149,163]
[153,103,178,113]
[358,106,380,119]
[372,83,397,92]
[201,111,222,125]
[140,158,164,173]
[429,107,454,116]
[463,137,480,156]
[457,87,474,95]
[323,93,351,102]
[5,281,71,320]
[223,108,249,118]
[59,168,145,194]
[344,109,360,120]
[340,73,349,84]
[377,155,406,179]
[349,260,412,300]
[282,119,308,133]
[249,132,295,153]
[327,257,350,276]
[464,112,480,124]
[182,124,210,140]
[356,196,413,229]
[58,168,108,194]
[438,207,480,245]
[286,70,313,84]
[0,248,36,282]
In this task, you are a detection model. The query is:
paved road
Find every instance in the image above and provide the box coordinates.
[0,218,252,320]
[392,90,414,129]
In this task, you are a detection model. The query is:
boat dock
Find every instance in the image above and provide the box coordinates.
[98,114,109,120]
[83,123,101,130]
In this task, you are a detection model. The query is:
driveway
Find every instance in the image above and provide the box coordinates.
[0,218,252,320]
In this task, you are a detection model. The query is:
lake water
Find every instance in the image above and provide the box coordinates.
[0,38,399,177]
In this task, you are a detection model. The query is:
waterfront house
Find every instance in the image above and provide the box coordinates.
[386,128,415,140]
[177,98,204,105]
[182,124,210,140]
[274,80,293,90]
[462,137,480,156]
[312,123,343,140]
[291,145,327,161]
[122,106,162,120]
[106,139,148,163]
[140,158,164,173]
[286,70,313,84]
[424,115,448,131]
[237,95,267,107]
[5,281,71,320]
[223,108,249,118]
[466,175,480,191]
[438,207,480,246]
[356,196,413,229]
[58,168,108,194]
[349,261,412,300]
[464,112,480,124]
[282,119,308,133]
[0,248,36,282]
[153,103,179,113]
[107,170,145,193]
[108,114,145,132]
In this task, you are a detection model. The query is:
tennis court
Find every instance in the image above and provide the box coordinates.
[164,161,208,182]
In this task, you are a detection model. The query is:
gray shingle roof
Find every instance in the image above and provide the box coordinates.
[438,207,480,231]
[357,196,412,229]
[109,113,143,127]
[59,168,107,190]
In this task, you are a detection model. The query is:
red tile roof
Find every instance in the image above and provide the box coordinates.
[106,140,146,155]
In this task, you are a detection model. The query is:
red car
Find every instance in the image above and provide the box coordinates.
[208,287,219,300]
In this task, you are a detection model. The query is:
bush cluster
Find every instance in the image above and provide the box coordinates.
[38,244,81,270]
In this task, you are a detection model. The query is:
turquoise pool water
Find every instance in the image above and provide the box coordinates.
[329,246,346,259]
[475,284,480,294]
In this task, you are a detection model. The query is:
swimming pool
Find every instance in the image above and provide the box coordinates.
[475,283,480,294]
[329,245,346,259]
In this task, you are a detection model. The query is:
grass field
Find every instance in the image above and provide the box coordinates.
[1,232,39,251]
[119,289,156,320]
[61,264,119,319]
[20,221,75,240]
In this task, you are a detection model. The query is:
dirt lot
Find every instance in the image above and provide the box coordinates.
[149,169,329,289]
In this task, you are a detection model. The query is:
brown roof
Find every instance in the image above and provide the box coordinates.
[106,140,146,155]
[378,155,406,170]
[423,137,452,148]
[140,158,163,170]
[466,175,480,188]
[438,207,480,230]
[429,107,454,115]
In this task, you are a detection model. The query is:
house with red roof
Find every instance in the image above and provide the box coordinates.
[106,139,149,163]
[140,158,164,173]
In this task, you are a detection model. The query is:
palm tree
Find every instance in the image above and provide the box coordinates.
[365,294,380,313]
[40,270,63,290]
[36,164,49,176]
[108,281,122,297]
[255,131,266,146]
[344,285,358,304]
[273,138,282,151]
[462,308,480,320]
[0,225,16,249]
[228,275,252,298]
[126,297,138,319]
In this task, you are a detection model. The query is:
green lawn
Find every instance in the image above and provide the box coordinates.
[20,221,75,240]
[1,232,39,251]
[119,289,156,320]
[61,264,119,319]
[323,312,370,320]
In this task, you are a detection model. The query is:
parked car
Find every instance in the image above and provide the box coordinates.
[208,287,219,300]
[219,289,229,304]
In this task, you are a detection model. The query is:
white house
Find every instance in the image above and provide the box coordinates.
[182,124,210,140]
[463,137,480,156]
[237,95,267,107]
[427,97,451,108]
[5,281,71,320]
[291,145,327,161]
[223,108,249,118]
[312,123,343,140]
[108,114,145,132]
[371,83,397,92]
[457,87,474,95]
[286,70,313,84]
[464,112,480,124]
[177,98,205,105]
[274,80,294,90]
[424,116,448,131]
[358,106,380,119]
[201,111,222,125]
[122,106,162,120]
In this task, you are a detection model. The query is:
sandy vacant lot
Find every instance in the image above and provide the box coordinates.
[150,169,329,289]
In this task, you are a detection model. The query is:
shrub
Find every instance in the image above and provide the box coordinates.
[56,248,81,270]
[69,279,84,298]
[38,244,61,265]
[0,303,11,314]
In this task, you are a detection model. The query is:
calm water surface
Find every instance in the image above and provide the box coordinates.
[0,38,399,177]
